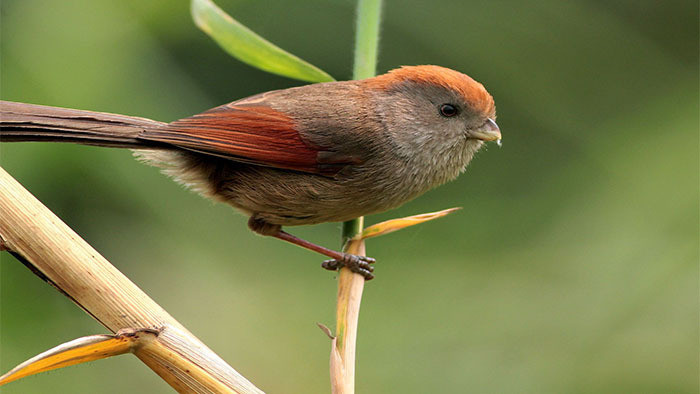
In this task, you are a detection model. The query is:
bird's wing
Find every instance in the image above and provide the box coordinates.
[138,94,358,176]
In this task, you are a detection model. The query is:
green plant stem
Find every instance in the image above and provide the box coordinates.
[331,2,383,393]
[352,0,383,81]
[341,217,364,246]
[342,0,382,245]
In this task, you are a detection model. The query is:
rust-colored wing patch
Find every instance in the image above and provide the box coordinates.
[139,104,325,174]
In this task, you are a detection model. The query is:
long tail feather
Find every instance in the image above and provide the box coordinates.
[0,100,169,149]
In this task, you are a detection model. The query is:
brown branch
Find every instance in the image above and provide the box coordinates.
[329,240,366,394]
[0,166,262,393]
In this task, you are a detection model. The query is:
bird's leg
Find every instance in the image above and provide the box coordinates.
[248,216,375,280]
[275,231,375,279]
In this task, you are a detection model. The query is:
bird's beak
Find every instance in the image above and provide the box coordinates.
[469,118,501,141]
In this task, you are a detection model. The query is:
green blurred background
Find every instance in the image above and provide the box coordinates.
[1,0,697,393]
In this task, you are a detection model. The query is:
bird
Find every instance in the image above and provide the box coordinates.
[0,65,500,279]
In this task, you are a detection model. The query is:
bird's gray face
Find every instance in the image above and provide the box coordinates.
[363,80,498,195]
[374,81,500,159]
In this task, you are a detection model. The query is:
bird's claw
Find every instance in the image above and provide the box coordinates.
[322,254,376,280]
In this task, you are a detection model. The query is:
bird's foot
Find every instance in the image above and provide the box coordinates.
[322,254,376,280]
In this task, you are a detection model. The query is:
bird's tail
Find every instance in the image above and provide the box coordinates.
[0,100,169,149]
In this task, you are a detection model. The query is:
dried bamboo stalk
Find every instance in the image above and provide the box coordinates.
[0,166,262,394]
[329,240,366,394]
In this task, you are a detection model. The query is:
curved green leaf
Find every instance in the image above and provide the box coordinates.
[191,0,335,83]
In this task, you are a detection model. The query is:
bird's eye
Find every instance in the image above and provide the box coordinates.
[439,104,459,117]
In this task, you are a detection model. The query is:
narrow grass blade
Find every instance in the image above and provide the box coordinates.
[191,0,335,83]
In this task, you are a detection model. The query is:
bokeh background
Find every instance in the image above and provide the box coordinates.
[1,0,697,393]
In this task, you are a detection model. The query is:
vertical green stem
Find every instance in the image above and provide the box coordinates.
[332,3,383,392]
[352,0,383,81]
[342,0,382,246]
[341,217,364,247]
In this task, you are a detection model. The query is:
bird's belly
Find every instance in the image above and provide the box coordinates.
[137,150,439,227]
[223,165,415,226]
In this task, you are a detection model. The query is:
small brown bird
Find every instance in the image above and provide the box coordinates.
[0,65,500,279]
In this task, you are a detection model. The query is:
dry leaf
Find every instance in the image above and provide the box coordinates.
[0,329,158,386]
[356,207,461,241]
